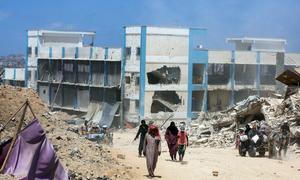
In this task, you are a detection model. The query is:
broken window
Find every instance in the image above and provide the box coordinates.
[136,47,140,56]
[151,91,181,113]
[35,46,38,56]
[135,77,139,85]
[28,47,32,57]
[125,47,131,59]
[125,76,130,84]
[147,66,180,84]
[192,64,205,84]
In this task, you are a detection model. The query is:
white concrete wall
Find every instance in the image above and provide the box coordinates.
[235,51,257,64]
[147,27,189,36]
[15,68,25,80]
[92,47,105,59]
[208,50,232,64]
[260,52,277,65]
[108,48,122,61]
[146,35,188,57]
[4,68,14,80]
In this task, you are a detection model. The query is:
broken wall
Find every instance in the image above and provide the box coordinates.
[144,91,187,117]
[147,66,181,84]
[146,64,188,85]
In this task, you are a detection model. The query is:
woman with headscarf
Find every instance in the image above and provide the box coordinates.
[164,121,178,160]
[143,124,161,177]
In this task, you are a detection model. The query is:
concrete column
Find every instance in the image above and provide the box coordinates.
[276,52,285,94]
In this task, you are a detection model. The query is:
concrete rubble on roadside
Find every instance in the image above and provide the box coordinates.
[187,93,300,150]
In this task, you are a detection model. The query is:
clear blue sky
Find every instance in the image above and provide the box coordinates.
[0,0,299,55]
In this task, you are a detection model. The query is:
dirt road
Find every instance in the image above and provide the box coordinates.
[113,129,300,180]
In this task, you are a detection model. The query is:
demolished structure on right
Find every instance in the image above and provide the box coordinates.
[122,26,300,124]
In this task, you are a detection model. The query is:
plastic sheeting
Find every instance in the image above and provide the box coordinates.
[0,119,68,179]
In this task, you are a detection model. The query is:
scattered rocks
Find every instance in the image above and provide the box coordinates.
[117,154,126,159]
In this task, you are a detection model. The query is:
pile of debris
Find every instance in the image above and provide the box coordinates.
[188,94,300,149]
[0,85,132,179]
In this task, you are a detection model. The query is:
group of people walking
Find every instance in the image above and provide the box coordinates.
[134,120,188,177]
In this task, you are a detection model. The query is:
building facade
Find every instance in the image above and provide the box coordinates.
[29,30,121,113]
[122,27,300,123]
[21,28,300,124]
[122,26,208,123]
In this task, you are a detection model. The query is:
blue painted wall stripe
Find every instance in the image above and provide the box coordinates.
[49,47,53,58]
[139,26,147,119]
[120,27,127,126]
[256,52,261,96]
[62,47,65,58]
[13,68,16,81]
[187,28,208,119]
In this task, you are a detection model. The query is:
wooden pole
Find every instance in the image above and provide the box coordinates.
[27,100,37,119]
[0,101,27,134]
[0,101,28,172]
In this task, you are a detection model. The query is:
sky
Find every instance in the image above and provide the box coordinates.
[0,0,300,55]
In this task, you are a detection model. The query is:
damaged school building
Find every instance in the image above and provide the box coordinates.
[25,30,121,125]
[6,26,300,125]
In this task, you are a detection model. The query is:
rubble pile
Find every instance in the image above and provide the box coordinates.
[188,94,300,149]
[188,112,236,148]
[262,91,300,149]
[0,85,132,179]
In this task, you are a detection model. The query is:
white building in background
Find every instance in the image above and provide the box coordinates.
[26,30,121,117]
[26,30,96,89]
[3,67,25,86]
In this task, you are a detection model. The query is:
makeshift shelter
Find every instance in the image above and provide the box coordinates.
[0,100,68,179]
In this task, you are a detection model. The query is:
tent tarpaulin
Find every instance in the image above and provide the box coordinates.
[0,119,68,180]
